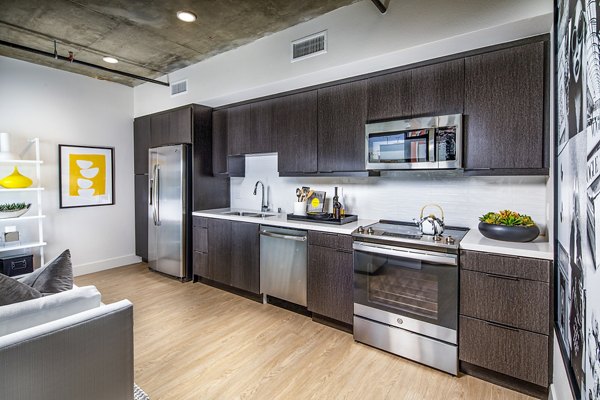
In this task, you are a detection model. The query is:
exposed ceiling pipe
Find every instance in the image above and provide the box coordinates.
[371,0,387,14]
[0,39,169,87]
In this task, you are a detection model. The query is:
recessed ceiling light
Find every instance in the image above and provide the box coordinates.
[177,11,197,22]
[103,56,118,64]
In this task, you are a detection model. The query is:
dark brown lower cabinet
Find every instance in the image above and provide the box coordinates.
[197,218,260,294]
[308,246,353,324]
[307,231,353,325]
[193,251,209,279]
[459,249,552,395]
[208,218,232,285]
[134,175,148,261]
[230,222,260,294]
[459,316,549,387]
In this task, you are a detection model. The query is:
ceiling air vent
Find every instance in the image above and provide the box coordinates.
[170,79,188,96]
[291,31,327,62]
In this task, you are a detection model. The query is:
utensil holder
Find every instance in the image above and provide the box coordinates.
[293,201,307,216]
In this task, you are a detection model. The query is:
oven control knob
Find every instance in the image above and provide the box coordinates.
[397,318,403,325]
[357,226,365,234]
[445,236,455,244]
[367,227,375,235]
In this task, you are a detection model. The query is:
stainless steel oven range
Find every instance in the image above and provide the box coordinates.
[352,220,468,375]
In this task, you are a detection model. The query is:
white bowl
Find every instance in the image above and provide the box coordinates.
[80,168,99,179]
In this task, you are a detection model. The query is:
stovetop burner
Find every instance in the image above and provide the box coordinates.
[352,219,469,250]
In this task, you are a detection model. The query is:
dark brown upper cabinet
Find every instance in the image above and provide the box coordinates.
[251,99,274,154]
[367,70,412,122]
[411,59,464,117]
[150,112,169,148]
[227,104,251,155]
[212,109,229,175]
[274,91,318,174]
[133,115,151,174]
[167,107,192,144]
[149,107,192,147]
[227,100,273,156]
[464,41,546,173]
[318,80,368,172]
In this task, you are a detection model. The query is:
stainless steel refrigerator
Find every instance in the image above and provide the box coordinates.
[148,144,190,279]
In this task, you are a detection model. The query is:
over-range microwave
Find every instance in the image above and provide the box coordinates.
[365,114,462,170]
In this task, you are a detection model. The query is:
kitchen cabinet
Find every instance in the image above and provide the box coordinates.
[251,99,274,154]
[230,221,260,293]
[207,218,232,285]
[167,107,192,144]
[133,116,151,174]
[274,91,318,174]
[227,104,251,155]
[134,175,148,261]
[150,107,192,147]
[212,109,228,175]
[464,41,546,173]
[193,217,209,278]
[150,112,169,148]
[211,109,245,177]
[318,80,367,172]
[307,231,353,325]
[227,100,273,156]
[367,70,412,122]
[459,249,552,394]
[411,59,464,117]
[198,218,260,294]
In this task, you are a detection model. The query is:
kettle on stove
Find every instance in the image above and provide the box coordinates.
[414,204,445,236]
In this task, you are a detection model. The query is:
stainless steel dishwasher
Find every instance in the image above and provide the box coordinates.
[259,225,308,306]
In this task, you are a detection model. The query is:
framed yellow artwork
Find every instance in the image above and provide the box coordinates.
[59,144,114,208]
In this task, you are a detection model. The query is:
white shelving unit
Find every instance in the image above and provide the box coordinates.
[0,138,45,265]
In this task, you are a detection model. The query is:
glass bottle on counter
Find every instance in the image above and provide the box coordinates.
[333,186,342,220]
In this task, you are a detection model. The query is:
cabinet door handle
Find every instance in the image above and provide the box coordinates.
[485,321,519,332]
[485,273,519,281]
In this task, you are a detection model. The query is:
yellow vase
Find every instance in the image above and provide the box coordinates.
[0,167,33,188]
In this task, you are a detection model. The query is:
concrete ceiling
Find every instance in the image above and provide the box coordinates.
[0,0,360,86]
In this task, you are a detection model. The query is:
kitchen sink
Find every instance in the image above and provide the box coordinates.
[221,211,276,218]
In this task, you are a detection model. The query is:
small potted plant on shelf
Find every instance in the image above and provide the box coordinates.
[0,202,31,219]
[478,209,540,242]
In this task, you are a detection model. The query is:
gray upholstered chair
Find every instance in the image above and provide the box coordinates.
[0,286,134,400]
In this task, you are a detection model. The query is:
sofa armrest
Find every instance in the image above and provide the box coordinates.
[0,300,134,400]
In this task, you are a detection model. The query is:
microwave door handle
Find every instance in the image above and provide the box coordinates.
[352,242,457,266]
[428,128,436,163]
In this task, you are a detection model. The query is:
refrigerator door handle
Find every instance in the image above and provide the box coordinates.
[155,164,161,226]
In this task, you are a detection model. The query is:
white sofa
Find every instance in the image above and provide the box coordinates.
[0,285,134,400]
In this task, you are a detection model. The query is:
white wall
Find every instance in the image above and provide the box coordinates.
[0,56,138,276]
[134,0,553,115]
[550,334,575,400]
[231,154,549,232]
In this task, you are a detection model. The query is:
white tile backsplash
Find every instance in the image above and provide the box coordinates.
[231,154,550,233]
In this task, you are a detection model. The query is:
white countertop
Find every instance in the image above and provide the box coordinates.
[193,208,378,235]
[459,229,554,260]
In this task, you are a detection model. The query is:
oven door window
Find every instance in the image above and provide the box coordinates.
[354,249,457,331]
[368,129,431,164]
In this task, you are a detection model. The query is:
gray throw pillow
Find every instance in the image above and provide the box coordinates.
[20,249,73,294]
[0,273,42,306]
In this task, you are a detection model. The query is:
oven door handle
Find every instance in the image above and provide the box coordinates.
[352,242,457,266]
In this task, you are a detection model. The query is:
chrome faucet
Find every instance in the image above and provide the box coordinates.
[253,181,269,212]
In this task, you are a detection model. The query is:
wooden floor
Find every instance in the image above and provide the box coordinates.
[76,263,532,400]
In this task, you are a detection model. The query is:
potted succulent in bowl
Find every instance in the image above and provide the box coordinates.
[478,210,540,242]
[0,202,31,219]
